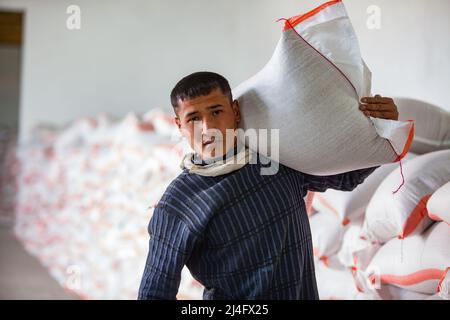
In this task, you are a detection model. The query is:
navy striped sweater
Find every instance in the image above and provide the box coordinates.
[138,153,378,300]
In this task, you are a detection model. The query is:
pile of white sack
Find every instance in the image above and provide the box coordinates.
[310,97,450,300]
[5,109,206,300]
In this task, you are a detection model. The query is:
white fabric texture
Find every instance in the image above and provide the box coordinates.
[180,146,253,177]
[312,153,417,225]
[362,222,450,295]
[396,97,450,154]
[310,210,345,260]
[427,181,450,225]
[337,217,370,268]
[314,261,359,300]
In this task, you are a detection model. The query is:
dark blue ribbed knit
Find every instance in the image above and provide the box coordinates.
[138,152,378,300]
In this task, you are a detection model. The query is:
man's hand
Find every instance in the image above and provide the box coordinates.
[359,95,399,121]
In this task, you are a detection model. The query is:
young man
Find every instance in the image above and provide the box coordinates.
[138,72,399,300]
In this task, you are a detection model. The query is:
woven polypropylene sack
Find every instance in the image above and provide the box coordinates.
[233,0,414,175]
[312,153,417,225]
[396,97,450,154]
[309,210,345,262]
[361,150,450,244]
[364,223,450,295]
[427,181,450,225]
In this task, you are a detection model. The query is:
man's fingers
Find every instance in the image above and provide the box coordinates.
[361,96,393,104]
[362,110,397,120]
[359,95,399,120]
[359,103,394,111]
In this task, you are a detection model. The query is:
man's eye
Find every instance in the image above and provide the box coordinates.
[188,117,199,123]
[212,110,222,116]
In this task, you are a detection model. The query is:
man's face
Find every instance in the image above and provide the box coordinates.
[174,88,241,160]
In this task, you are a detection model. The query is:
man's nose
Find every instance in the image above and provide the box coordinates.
[201,116,215,133]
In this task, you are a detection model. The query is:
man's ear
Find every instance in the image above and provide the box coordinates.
[175,116,181,129]
[233,99,241,123]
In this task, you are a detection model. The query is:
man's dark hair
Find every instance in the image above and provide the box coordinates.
[170,71,232,115]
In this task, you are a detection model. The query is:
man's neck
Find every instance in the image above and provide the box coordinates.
[193,142,243,166]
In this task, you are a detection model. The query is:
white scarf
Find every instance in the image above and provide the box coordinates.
[180,146,253,177]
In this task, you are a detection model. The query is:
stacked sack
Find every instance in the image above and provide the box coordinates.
[310,97,450,300]
[8,108,205,300]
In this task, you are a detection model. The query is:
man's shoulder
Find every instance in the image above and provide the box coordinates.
[151,171,206,236]
[156,169,216,207]
[159,170,193,201]
[159,154,297,201]
[245,151,300,177]
[149,172,193,221]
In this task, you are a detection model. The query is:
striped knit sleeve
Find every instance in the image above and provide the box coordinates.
[137,199,199,300]
[303,166,380,193]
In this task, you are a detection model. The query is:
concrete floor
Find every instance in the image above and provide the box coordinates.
[0,224,78,300]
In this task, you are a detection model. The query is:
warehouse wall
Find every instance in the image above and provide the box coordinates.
[347,0,450,112]
[0,0,448,143]
[0,45,20,131]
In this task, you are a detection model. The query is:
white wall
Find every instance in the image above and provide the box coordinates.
[0,0,449,143]
[346,0,450,110]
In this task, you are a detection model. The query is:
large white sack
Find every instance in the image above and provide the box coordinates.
[396,97,450,154]
[363,222,450,295]
[437,268,449,300]
[354,283,438,300]
[351,243,382,293]
[309,210,345,263]
[361,150,450,243]
[376,284,435,300]
[177,267,204,300]
[312,153,417,225]
[337,216,375,268]
[233,0,414,175]
[427,181,450,225]
[315,261,359,300]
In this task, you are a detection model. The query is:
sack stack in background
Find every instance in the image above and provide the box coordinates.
[310,98,450,300]
[361,150,450,243]
[396,98,450,154]
[3,109,206,300]
[427,182,450,224]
